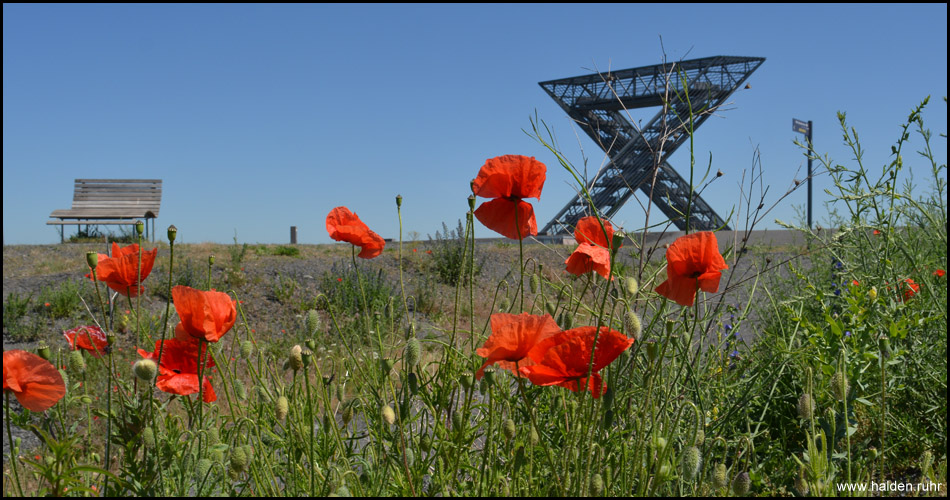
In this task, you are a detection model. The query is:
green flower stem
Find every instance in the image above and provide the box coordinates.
[5,393,24,497]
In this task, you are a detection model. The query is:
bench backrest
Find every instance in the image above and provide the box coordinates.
[72,179,162,217]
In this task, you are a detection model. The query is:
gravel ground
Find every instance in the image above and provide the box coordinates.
[2,229,809,464]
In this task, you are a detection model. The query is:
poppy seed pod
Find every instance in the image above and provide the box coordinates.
[301,348,312,368]
[395,194,403,208]
[682,446,702,482]
[611,231,625,250]
[67,348,86,374]
[460,372,475,391]
[208,254,214,266]
[275,396,289,421]
[381,404,396,426]
[167,225,177,242]
[37,341,51,361]
[106,330,117,346]
[830,371,849,401]
[712,463,728,489]
[135,220,145,236]
[405,337,421,368]
[797,393,815,419]
[133,359,158,382]
[645,340,659,362]
[503,419,516,440]
[732,471,751,496]
[289,345,304,371]
[86,251,99,269]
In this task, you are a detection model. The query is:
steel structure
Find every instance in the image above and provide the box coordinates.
[539,55,765,235]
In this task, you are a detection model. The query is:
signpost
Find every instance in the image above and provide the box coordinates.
[793,118,813,228]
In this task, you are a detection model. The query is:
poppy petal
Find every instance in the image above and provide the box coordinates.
[2,350,66,412]
[474,198,537,240]
[472,155,546,200]
[574,216,613,249]
[565,244,611,279]
[326,206,386,259]
[475,313,560,379]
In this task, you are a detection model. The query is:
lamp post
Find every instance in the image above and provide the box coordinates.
[793,118,813,228]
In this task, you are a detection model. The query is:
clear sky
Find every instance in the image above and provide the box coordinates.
[3,4,947,245]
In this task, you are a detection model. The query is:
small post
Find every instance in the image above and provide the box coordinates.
[290,226,297,245]
[807,120,813,230]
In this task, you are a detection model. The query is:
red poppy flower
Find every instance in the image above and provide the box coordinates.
[472,155,546,240]
[172,286,237,343]
[655,232,728,307]
[326,206,386,259]
[565,216,619,279]
[3,350,66,412]
[873,229,881,235]
[852,280,860,287]
[63,325,109,358]
[519,326,634,398]
[901,278,920,301]
[85,243,157,297]
[137,339,216,403]
[934,269,946,277]
[475,313,561,379]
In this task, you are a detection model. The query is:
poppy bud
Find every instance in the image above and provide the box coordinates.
[499,297,511,312]
[289,345,303,371]
[797,393,815,419]
[133,359,158,382]
[694,429,705,446]
[794,467,809,495]
[408,372,419,395]
[275,396,289,421]
[530,426,540,446]
[197,458,212,480]
[591,473,604,496]
[37,341,51,361]
[419,434,432,453]
[342,401,354,425]
[624,277,639,296]
[657,464,671,481]
[682,446,702,481]
[80,395,93,404]
[106,330,116,346]
[602,409,614,429]
[210,448,225,464]
[469,179,476,193]
[624,310,642,340]
[142,426,155,448]
[395,194,403,208]
[230,446,248,473]
[305,310,321,336]
[645,340,659,362]
[240,340,253,358]
[452,410,464,431]
[529,274,539,294]
[68,350,86,373]
[135,220,145,236]
[333,485,352,497]
[830,371,849,401]
[868,446,878,460]
[732,471,751,496]
[404,448,415,466]
[711,463,728,489]
[503,419,516,440]
[467,195,476,211]
[86,251,99,269]
[560,312,574,330]
[235,379,247,400]
[167,225,177,243]
[381,404,396,426]
[652,436,667,451]
[336,381,346,402]
[544,300,556,317]
[405,337,421,368]
[921,450,934,476]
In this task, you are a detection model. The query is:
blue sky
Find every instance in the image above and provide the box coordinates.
[3,4,947,245]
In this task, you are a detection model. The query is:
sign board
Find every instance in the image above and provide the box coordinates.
[793,118,810,134]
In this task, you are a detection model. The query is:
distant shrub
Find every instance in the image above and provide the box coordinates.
[427,220,482,286]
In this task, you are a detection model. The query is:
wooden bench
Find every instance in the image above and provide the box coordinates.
[48,179,162,243]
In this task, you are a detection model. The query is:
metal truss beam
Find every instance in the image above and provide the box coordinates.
[539,55,765,235]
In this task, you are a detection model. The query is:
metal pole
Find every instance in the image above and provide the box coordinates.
[290,226,297,245]
[807,120,813,229]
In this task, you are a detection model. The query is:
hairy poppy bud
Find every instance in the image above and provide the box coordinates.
[68,350,86,373]
[624,277,639,296]
[657,464,672,481]
[712,463,728,489]
[36,341,51,361]
[921,450,934,476]
[230,446,248,473]
[197,458,212,480]
[240,340,253,358]
[830,371,849,401]
[380,358,395,375]
[645,340,659,362]
[794,467,809,495]
[591,473,604,496]
[452,410,464,431]
[560,312,574,329]
[408,372,419,395]
[624,310,642,340]
[289,345,304,371]
[86,251,99,269]
[529,274,539,294]
[235,379,247,400]
[732,472,751,496]
[405,337,421,368]
[167,225,177,243]
[503,419,516,440]
[682,446,702,481]
[395,194,403,208]
[797,393,815,419]
[381,404,396,426]
[499,297,511,312]
[419,434,432,453]
[275,396,289,421]
[141,426,156,448]
[342,401,354,425]
[305,310,321,336]
[133,359,158,382]
[652,436,667,451]
[544,300,556,317]
[529,426,540,446]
